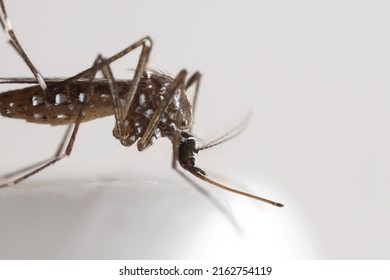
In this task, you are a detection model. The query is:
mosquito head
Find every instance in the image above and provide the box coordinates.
[177,131,206,175]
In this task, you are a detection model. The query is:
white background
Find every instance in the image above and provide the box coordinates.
[0,0,389,259]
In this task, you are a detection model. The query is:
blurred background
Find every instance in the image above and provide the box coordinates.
[0,0,389,259]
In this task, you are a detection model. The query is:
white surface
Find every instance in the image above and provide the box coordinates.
[0,179,313,259]
[1,0,390,259]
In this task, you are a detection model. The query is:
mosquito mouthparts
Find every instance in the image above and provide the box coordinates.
[176,131,284,207]
[189,168,284,207]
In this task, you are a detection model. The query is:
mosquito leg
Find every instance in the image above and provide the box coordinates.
[0,159,49,182]
[59,37,152,121]
[0,52,113,189]
[51,36,152,140]
[0,123,76,188]
[91,55,124,139]
[59,54,114,157]
[0,0,47,90]
[0,88,88,188]
[54,125,73,157]
[137,69,188,151]
[0,95,86,188]
[0,125,73,181]
[184,72,202,133]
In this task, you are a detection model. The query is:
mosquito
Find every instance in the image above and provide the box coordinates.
[0,0,284,211]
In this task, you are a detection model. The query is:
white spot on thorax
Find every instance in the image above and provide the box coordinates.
[144,109,154,118]
[139,94,146,106]
[169,111,177,119]
[79,93,86,103]
[173,91,181,108]
[143,70,151,79]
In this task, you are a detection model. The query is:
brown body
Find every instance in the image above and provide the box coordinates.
[0,0,283,209]
[0,72,192,148]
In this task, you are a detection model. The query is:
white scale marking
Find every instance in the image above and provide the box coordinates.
[144,109,154,118]
[32,95,44,106]
[57,114,70,119]
[55,93,68,105]
[139,94,146,106]
[33,113,43,119]
[78,93,86,103]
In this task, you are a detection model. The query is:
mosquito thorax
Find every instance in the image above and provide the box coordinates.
[110,71,194,150]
